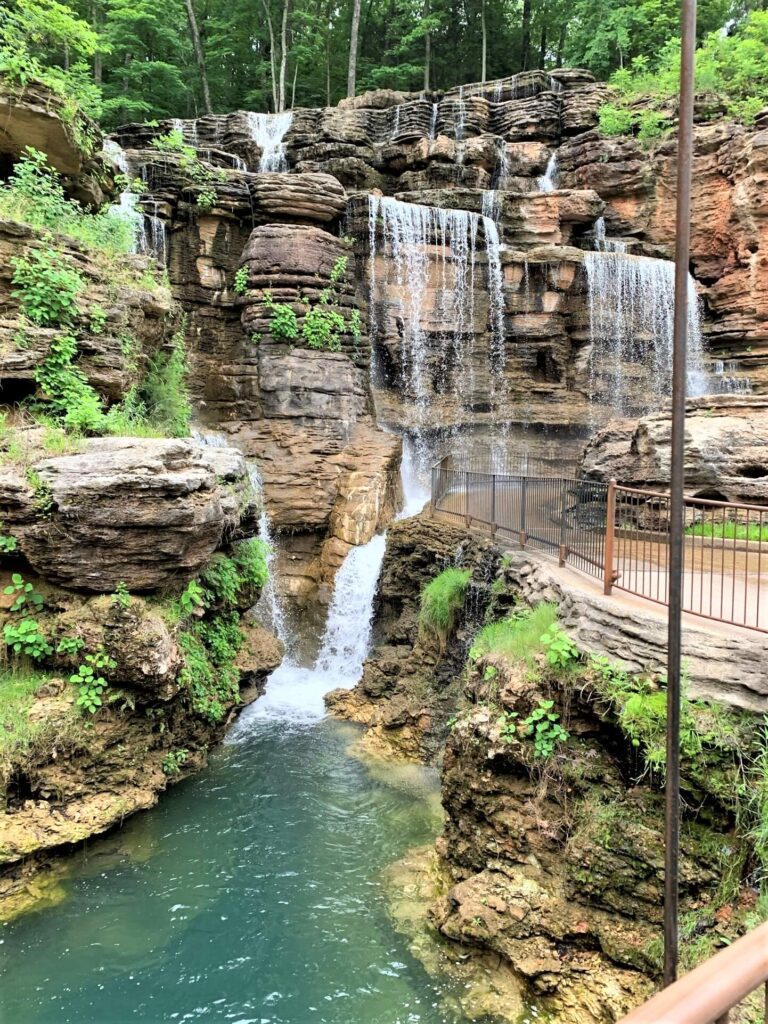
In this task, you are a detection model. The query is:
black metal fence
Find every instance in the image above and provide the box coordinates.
[430,458,609,585]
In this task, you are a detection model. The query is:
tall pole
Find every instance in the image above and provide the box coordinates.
[665,0,697,988]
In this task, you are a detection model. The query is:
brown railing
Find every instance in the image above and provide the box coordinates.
[618,920,768,1023]
[608,482,768,633]
[430,461,768,633]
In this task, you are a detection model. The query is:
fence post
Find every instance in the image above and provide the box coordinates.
[490,473,497,536]
[464,471,470,527]
[519,475,527,549]
[558,478,569,566]
[604,478,617,595]
[429,465,435,517]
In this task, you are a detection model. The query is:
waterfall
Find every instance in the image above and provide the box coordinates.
[315,534,387,681]
[537,152,558,192]
[367,195,506,452]
[397,434,431,519]
[145,201,167,263]
[230,533,387,729]
[584,252,711,411]
[481,189,501,223]
[104,141,150,255]
[593,216,627,253]
[391,104,401,139]
[246,463,292,652]
[429,103,439,141]
[712,359,753,394]
[246,111,293,172]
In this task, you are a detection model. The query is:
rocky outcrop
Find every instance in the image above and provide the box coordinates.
[0,437,253,591]
[581,394,768,504]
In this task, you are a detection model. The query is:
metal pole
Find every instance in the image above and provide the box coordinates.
[604,479,617,595]
[665,0,697,988]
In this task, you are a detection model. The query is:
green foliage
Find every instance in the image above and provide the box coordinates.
[497,708,519,743]
[150,129,189,154]
[56,634,85,655]
[177,617,241,724]
[3,617,52,660]
[0,0,101,144]
[125,332,192,439]
[521,700,569,759]
[111,581,131,609]
[469,603,557,669]
[162,748,189,775]
[195,185,218,212]
[0,150,134,255]
[686,520,768,542]
[539,624,580,670]
[419,567,471,646]
[598,13,768,141]
[71,648,117,714]
[0,532,18,554]
[263,291,300,342]
[233,267,249,296]
[4,572,44,613]
[26,470,55,515]
[35,332,107,434]
[11,246,85,327]
[200,539,268,609]
[0,665,74,776]
[178,579,206,619]
[233,538,270,591]
[89,305,108,335]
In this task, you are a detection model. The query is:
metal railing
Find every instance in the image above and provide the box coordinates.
[430,461,609,585]
[430,463,768,633]
[608,483,768,633]
[618,920,768,1023]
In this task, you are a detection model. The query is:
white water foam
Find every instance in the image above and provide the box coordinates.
[537,152,557,192]
[230,533,387,730]
[246,111,293,172]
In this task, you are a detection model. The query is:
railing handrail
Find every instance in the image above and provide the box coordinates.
[615,483,768,514]
[618,921,768,1023]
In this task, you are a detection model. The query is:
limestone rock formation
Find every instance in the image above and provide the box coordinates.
[0,437,253,591]
[581,394,768,503]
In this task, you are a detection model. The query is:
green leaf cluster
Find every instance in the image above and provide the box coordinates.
[419,566,471,646]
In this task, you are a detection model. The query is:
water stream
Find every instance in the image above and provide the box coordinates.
[0,533,486,1024]
[246,112,294,172]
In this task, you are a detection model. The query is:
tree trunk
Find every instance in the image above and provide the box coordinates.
[291,61,298,107]
[521,0,531,71]
[481,0,487,82]
[539,24,546,68]
[347,0,362,98]
[184,0,213,114]
[556,22,566,66]
[423,0,431,91]
[278,0,291,110]
[91,1,103,84]
[260,0,279,110]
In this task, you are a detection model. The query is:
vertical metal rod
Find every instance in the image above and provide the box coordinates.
[665,0,697,988]
[604,480,616,595]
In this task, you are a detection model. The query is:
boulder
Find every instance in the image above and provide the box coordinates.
[580,394,768,504]
[0,437,253,591]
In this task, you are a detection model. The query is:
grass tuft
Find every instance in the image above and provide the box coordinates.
[469,602,557,669]
[418,567,471,647]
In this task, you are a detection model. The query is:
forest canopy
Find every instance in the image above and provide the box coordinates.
[0,0,766,127]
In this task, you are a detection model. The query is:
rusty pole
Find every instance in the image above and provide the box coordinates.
[665,0,697,988]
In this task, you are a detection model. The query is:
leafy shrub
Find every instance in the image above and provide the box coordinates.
[0,533,18,554]
[112,581,131,609]
[4,618,52,660]
[71,649,117,714]
[162,748,189,775]
[0,149,134,254]
[522,699,569,759]
[233,538,270,591]
[130,332,192,438]
[201,553,243,607]
[233,267,249,295]
[4,573,44,613]
[56,635,85,656]
[178,579,206,618]
[178,626,239,723]
[419,567,471,646]
[196,185,218,212]
[263,291,299,342]
[597,103,636,136]
[540,624,580,670]
[11,248,85,327]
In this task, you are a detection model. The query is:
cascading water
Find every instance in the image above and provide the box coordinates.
[246,111,293,172]
[537,152,558,192]
[231,532,387,728]
[104,141,147,254]
[584,251,711,411]
[367,195,507,473]
[712,358,753,394]
[593,216,627,253]
[429,102,439,141]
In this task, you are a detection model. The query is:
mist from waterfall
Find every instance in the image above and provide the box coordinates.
[246,111,293,171]
[584,251,710,411]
